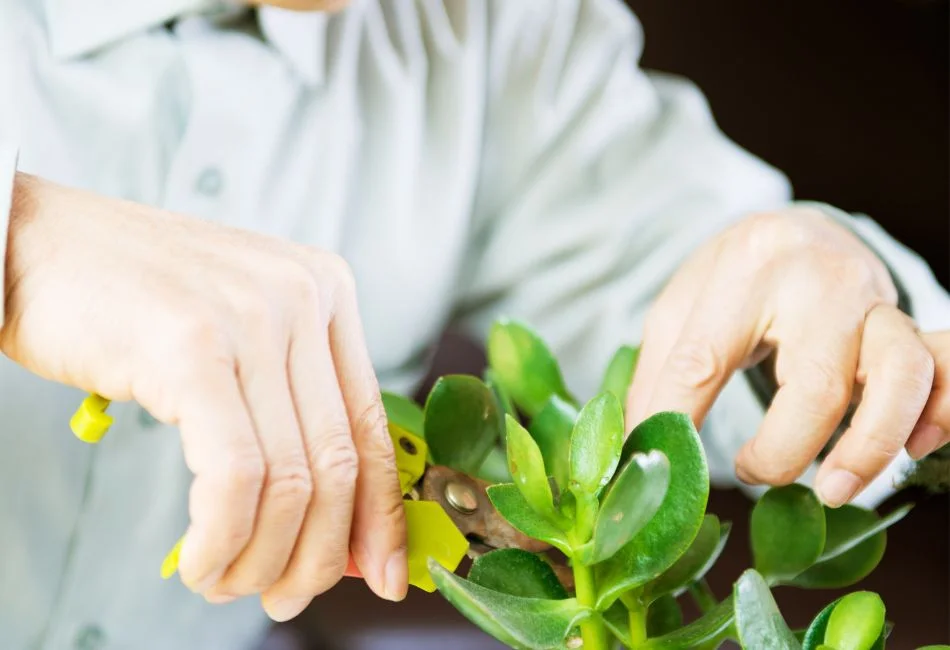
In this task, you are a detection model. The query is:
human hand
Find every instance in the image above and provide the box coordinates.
[625,207,938,507]
[2,174,407,620]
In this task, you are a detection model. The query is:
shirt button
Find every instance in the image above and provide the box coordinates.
[138,407,159,429]
[194,167,224,197]
[74,624,106,650]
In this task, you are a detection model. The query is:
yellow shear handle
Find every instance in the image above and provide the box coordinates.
[69,395,468,592]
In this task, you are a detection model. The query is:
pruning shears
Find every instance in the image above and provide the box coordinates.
[69,393,571,593]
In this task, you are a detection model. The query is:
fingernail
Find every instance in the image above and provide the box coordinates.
[383,549,408,602]
[266,597,311,623]
[191,567,226,594]
[818,470,862,508]
[907,423,947,460]
[205,593,237,604]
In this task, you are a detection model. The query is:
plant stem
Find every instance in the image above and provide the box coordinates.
[619,593,648,647]
[573,562,609,650]
[688,579,718,614]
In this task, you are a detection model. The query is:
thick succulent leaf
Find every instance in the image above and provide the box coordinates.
[599,345,640,405]
[577,450,670,565]
[646,515,729,602]
[569,392,624,497]
[788,506,887,589]
[817,504,911,562]
[824,592,886,650]
[477,446,512,484]
[596,412,709,609]
[507,415,558,519]
[529,396,577,492]
[751,485,826,582]
[381,391,425,438]
[424,376,501,473]
[647,594,684,638]
[734,570,802,650]
[485,368,517,417]
[642,597,735,649]
[801,599,841,650]
[487,484,572,555]
[468,549,568,600]
[429,559,590,650]
[487,319,572,417]
[602,602,634,648]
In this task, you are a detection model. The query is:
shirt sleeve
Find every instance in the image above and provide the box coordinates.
[454,0,949,508]
[0,143,15,330]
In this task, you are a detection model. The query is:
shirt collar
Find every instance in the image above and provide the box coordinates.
[43,0,224,59]
[42,0,328,87]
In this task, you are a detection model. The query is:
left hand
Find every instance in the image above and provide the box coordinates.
[625,207,946,507]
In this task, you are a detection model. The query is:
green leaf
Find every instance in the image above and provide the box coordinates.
[468,549,568,600]
[642,597,735,649]
[485,368,517,417]
[577,450,670,565]
[824,592,886,650]
[734,569,802,650]
[817,504,911,563]
[596,412,710,609]
[751,485,826,582]
[477,446,512,484]
[487,484,572,555]
[647,594,684,638]
[424,375,501,474]
[602,602,634,648]
[599,345,640,404]
[647,515,730,602]
[506,415,559,520]
[381,391,425,438]
[529,396,577,492]
[802,599,841,650]
[788,506,887,589]
[429,559,590,650]
[569,392,624,497]
[487,319,572,417]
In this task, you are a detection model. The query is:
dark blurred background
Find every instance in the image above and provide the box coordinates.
[270,1,949,648]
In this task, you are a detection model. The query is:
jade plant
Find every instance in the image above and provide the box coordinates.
[382,318,930,650]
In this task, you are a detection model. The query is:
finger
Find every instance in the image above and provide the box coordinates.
[907,330,950,459]
[638,251,765,431]
[816,305,934,506]
[331,279,407,603]
[207,337,311,600]
[626,241,720,428]
[175,358,264,593]
[735,305,862,486]
[262,321,357,622]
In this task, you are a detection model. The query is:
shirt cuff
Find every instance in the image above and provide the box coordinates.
[0,143,16,330]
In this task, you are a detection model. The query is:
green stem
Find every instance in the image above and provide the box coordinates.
[627,602,648,646]
[573,562,609,650]
[688,579,718,614]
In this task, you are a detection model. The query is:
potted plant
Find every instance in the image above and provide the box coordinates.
[383,318,937,650]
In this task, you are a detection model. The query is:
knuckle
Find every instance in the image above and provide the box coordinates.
[666,340,723,390]
[313,436,360,485]
[165,309,227,360]
[266,463,314,508]
[354,396,390,441]
[322,252,356,293]
[220,453,267,495]
[799,360,852,410]
[740,211,811,255]
[281,261,322,307]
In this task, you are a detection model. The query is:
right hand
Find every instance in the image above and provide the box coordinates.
[1,174,408,620]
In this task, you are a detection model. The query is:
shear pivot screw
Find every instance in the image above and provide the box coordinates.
[444,481,478,514]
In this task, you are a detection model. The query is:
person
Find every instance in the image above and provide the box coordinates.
[1,0,947,648]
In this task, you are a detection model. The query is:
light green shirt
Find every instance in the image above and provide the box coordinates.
[1,1,948,648]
